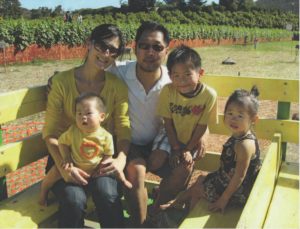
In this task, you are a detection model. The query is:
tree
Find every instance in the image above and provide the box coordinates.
[128,0,156,11]
[0,0,22,19]
[219,0,239,11]
[51,5,63,17]
[255,0,299,14]
[188,0,207,7]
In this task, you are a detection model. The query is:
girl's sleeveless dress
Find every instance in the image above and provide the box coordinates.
[203,133,261,205]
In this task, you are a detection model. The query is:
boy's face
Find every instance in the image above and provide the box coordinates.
[169,63,202,94]
[75,99,105,133]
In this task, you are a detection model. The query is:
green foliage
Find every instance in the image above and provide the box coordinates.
[0,18,294,51]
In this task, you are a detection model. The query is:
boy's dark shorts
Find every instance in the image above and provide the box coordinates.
[126,142,172,178]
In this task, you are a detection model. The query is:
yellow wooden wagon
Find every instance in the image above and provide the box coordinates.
[0,75,298,228]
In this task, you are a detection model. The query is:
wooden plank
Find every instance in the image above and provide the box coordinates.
[180,198,242,228]
[0,180,98,228]
[194,151,220,171]
[0,133,48,177]
[209,116,299,144]
[0,86,46,124]
[236,133,281,228]
[0,182,58,228]
[202,75,299,103]
[263,162,299,229]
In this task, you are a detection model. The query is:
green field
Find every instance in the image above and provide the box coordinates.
[192,41,299,79]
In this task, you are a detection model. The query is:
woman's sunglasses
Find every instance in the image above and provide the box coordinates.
[93,40,119,57]
[137,43,165,52]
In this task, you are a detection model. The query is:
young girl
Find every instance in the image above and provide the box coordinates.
[161,86,261,213]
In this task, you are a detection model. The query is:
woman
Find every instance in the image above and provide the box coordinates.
[43,24,131,228]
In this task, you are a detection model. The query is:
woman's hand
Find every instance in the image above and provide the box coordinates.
[59,164,90,185]
[93,157,132,189]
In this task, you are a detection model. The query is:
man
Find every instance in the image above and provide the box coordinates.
[108,21,206,226]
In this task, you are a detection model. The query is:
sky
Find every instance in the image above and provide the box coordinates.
[20,0,217,11]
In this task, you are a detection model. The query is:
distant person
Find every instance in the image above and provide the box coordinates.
[148,45,217,212]
[64,11,72,23]
[161,86,262,214]
[77,14,83,23]
[39,93,131,206]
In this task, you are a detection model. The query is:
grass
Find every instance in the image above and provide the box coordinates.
[195,41,299,79]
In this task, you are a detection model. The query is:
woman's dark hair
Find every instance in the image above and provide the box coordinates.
[224,86,260,117]
[90,24,125,57]
[166,45,202,72]
[135,21,170,46]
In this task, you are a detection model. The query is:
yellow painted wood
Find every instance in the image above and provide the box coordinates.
[209,115,299,144]
[0,133,47,177]
[0,86,46,124]
[0,182,58,228]
[0,181,98,228]
[263,162,299,229]
[236,133,281,228]
[203,75,299,103]
[179,198,242,228]
[194,151,220,171]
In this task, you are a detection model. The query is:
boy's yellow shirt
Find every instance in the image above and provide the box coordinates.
[58,124,113,174]
[157,83,217,144]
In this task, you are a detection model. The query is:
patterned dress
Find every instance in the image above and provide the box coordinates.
[203,133,261,206]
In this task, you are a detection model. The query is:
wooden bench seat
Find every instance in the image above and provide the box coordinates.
[0,76,298,228]
[263,162,299,229]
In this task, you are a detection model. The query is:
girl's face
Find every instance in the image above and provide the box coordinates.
[88,36,120,70]
[224,102,257,137]
[169,63,201,94]
[75,99,105,133]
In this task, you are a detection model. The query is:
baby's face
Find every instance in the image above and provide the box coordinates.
[169,63,201,94]
[75,100,104,133]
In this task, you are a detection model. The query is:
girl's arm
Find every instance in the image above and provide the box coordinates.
[209,139,255,213]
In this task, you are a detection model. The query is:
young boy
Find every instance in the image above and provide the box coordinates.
[149,45,217,209]
[39,92,130,206]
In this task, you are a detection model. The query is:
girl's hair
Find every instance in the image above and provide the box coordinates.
[75,92,106,113]
[135,21,170,46]
[224,86,260,117]
[166,45,201,72]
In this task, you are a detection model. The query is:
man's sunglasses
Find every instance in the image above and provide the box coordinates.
[93,40,119,57]
[137,43,165,52]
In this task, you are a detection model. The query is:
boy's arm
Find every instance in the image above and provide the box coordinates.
[164,117,180,150]
[185,124,207,152]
